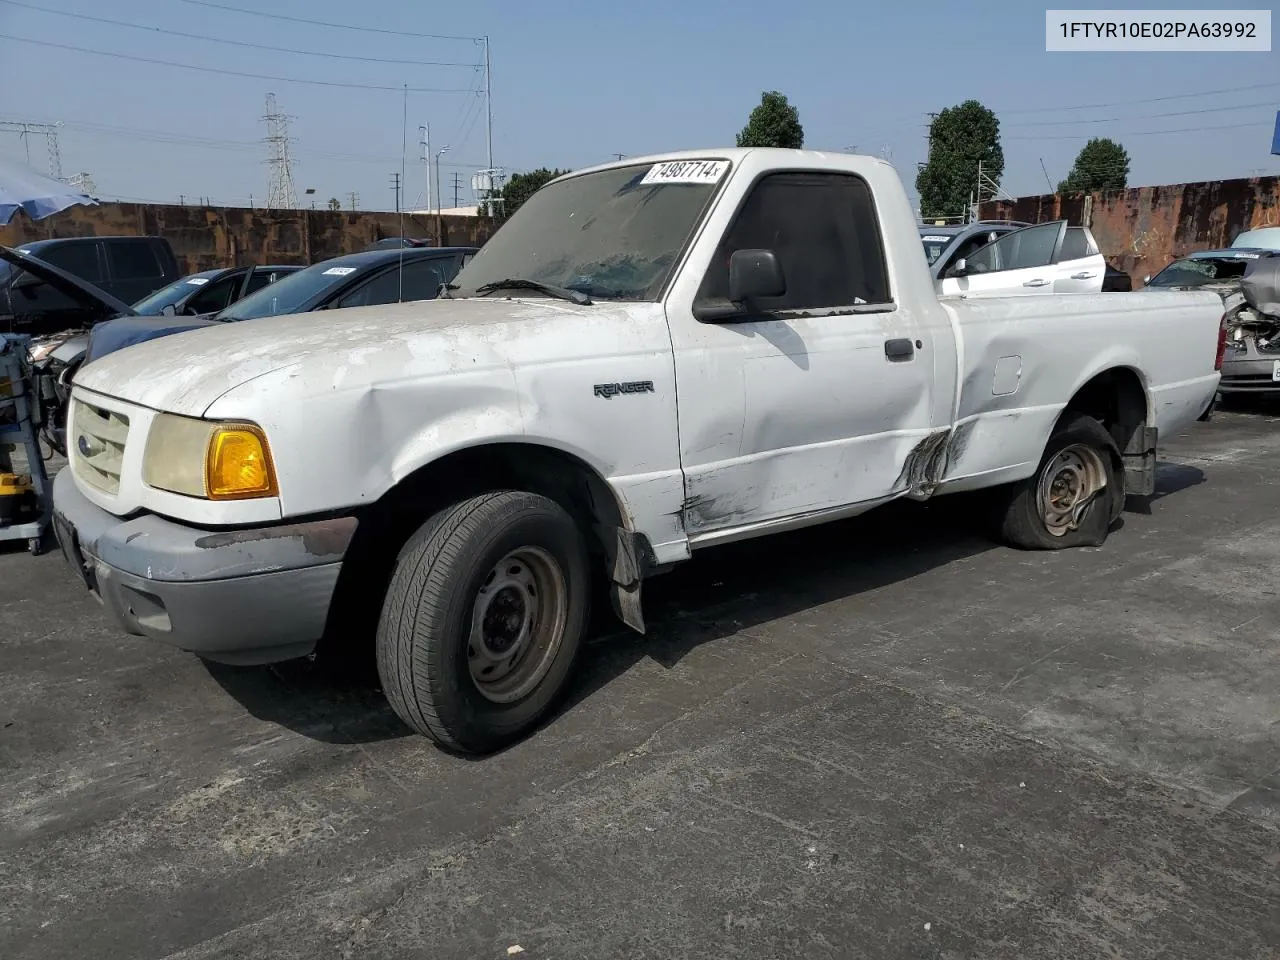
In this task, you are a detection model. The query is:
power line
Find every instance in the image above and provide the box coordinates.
[0,34,478,93]
[1006,120,1270,141]
[999,81,1280,114]
[0,0,481,67]
[172,0,482,41]
[1006,100,1279,129]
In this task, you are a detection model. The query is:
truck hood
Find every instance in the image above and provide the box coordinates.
[72,296,644,416]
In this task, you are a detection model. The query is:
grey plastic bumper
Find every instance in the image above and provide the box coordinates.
[51,468,355,666]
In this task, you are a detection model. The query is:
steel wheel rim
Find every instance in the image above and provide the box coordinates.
[467,546,568,704]
[1037,443,1108,537]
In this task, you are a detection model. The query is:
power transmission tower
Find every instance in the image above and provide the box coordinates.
[0,119,64,178]
[451,172,462,208]
[347,191,359,211]
[262,93,297,209]
[390,172,402,213]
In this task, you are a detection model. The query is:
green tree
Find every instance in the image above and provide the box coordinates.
[327,197,342,211]
[1057,137,1130,193]
[499,168,569,220]
[735,91,804,149]
[915,100,1004,221]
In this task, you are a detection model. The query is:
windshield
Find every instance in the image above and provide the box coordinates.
[218,259,359,320]
[450,159,730,301]
[920,232,957,266]
[1147,256,1255,287]
[132,274,214,314]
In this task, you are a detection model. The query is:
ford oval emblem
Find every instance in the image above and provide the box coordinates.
[77,434,93,457]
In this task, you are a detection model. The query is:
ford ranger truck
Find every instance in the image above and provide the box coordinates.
[52,149,1225,754]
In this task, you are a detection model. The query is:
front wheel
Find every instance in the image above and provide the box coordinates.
[375,491,590,754]
[995,413,1124,550]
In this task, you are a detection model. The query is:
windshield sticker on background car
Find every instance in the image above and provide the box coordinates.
[640,160,729,186]
[922,236,951,242]
[322,266,357,276]
[186,277,209,285]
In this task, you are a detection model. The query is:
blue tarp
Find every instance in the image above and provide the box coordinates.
[0,156,97,225]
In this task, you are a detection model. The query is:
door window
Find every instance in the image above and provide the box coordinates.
[106,240,165,280]
[335,258,448,308]
[965,222,1063,274]
[1059,227,1098,261]
[183,274,241,314]
[242,268,290,297]
[698,172,891,311]
[39,242,104,283]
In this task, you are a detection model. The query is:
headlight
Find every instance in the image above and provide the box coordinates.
[142,413,278,500]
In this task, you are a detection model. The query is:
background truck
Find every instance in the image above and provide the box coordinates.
[53,149,1225,755]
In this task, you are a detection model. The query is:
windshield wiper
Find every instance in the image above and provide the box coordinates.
[473,278,592,305]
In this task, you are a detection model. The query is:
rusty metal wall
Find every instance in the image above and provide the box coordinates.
[0,203,494,274]
[979,175,1280,284]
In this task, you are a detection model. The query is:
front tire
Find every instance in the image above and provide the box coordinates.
[997,413,1124,550]
[376,491,590,754]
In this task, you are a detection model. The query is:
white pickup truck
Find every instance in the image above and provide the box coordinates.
[53,148,1225,754]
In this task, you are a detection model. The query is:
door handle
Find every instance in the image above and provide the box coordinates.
[884,338,914,361]
[1070,272,1096,280]
[1022,278,1050,287]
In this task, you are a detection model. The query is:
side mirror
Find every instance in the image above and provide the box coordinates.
[728,249,786,303]
[161,303,178,316]
[1142,275,1151,285]
[951,258,970,277]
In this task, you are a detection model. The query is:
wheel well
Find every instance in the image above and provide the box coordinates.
[318,443,633,659]
[1062,367,1148,454]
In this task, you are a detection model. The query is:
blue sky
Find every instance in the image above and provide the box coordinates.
[1,0,1277,210]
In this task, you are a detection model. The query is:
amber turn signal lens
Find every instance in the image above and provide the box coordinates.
[205,425,277,499]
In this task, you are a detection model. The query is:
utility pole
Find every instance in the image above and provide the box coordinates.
[451,172,463,208]
[390,172,401,213]
[434,146,448,243]
[419,123,432,217]
[347,191,359,211]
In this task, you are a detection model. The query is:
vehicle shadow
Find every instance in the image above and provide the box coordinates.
[201,655,413,745]
[1124,461,1207,516]
[199,470,1208,751]
[558,496,997,717]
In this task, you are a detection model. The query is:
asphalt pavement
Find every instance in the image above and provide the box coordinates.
[2,406,1278,959]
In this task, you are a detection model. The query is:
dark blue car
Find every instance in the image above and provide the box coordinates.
[84,245,478,365]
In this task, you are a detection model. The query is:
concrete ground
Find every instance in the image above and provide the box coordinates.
[2,407,1278,959]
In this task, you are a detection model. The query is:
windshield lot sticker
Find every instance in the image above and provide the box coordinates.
[922,235,951,242]
[640,160,728,185]
[186,277,209,285]
[322,266,357,276]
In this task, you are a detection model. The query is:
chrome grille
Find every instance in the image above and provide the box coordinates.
[72,400,130,495]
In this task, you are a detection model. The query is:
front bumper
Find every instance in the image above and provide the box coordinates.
[52,468,355,665]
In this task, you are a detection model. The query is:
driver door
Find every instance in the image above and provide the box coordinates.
[938,221,1067,297]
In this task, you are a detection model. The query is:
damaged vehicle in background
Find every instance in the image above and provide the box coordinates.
[0,244,139,455]
[1143,248,1280,398]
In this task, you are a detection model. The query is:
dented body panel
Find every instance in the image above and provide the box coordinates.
[56,147,1224,660]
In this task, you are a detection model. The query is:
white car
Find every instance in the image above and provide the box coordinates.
[53,148,1224,753]
[937,220,1108,297]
